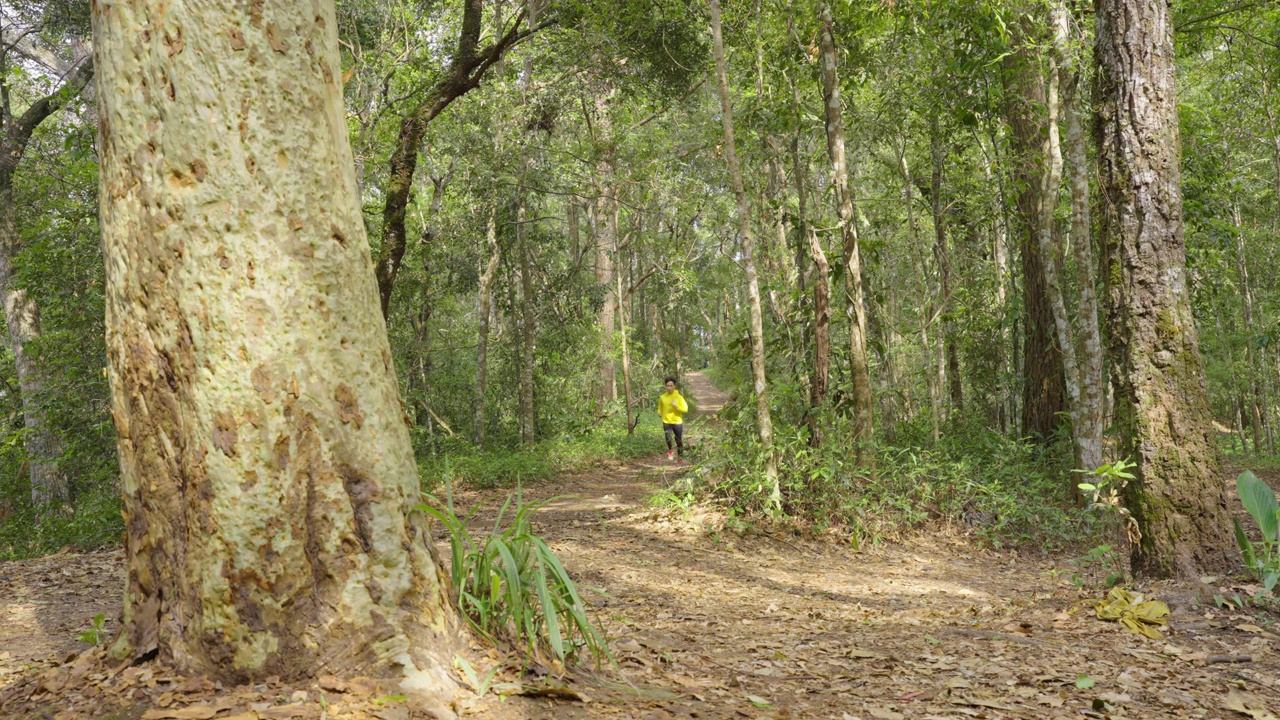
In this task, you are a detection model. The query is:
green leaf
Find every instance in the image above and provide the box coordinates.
[1235,517,1259,575]
[1076,675,1096,689]
[1237,471,1278,542]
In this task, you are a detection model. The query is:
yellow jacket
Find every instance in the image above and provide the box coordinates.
[658,390,689,424]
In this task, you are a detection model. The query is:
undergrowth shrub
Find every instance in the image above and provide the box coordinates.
[420,419,664,490]
[680,406,1096,551]
[418,485,609,668]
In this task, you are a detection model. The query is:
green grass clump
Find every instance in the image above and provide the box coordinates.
[418,486,609,668]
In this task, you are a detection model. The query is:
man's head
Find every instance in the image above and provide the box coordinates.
[664,377,677,392]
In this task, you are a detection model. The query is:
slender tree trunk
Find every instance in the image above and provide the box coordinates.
[0,57,92,506]
[92,0,460,692]
[616,253,634,433]
[594,95,619,405]
[819,6,873,463]
[1003,18,1066,440]
[474,206,499,445]
[793,132,830,447]
[1095,0,1232,577]
[929,123,962,412]
[373,2,531,319]
[0,192,66,504]
[517,168,536,445]
[710,0,778,503]
[1232,205,1264,451]
[1034,21,1090,497]
[410,173,450,430]
[1060,28,1105,480]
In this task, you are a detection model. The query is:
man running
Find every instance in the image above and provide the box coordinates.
[658,377,689,464]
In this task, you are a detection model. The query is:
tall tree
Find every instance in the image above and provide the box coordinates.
[1095,0,1232,576]
[818,6,873,463]
[0,34,93,504]
[1002,15,1066,440]
[710,0,778,505]
[92,0,460,692]
[374,1,537,319]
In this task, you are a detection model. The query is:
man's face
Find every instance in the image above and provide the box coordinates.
[666,381,676,392]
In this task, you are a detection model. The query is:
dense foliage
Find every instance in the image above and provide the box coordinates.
[1,0,1276,563]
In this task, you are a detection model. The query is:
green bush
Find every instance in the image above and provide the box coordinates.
[420,419,665,490]
[684,407,1091,551]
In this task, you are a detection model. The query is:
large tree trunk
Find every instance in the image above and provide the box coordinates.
[0,57,92,505]
[92,0,460,691]
[1002,21,1066,441]
[710,0,778,504]
[474,206,499,445]
[1095,0,1232,577]
[819,7,874,463]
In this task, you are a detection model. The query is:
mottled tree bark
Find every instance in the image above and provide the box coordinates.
[1095,0,1232,577]
[710,0,778,502]
[819,7,874,463]
[593,91,619,405]
[0,56,92,505]
[92,0,460,692]
[1002,21,1066,440]
[474,206,499,445]
[1061,32,1105,483]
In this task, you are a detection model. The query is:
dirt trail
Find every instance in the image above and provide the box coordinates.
[2,372,1279,719]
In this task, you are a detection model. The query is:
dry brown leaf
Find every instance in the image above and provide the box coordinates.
[1224,690,1279,720]
[867,707,904,720]
[141,707,217,720]
[256,704,310,720]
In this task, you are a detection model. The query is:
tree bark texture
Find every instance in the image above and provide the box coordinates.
[710,0,778,500]
[1002,25,1066,440]
[593,91,618,405]
[92,0,460,689]
[0,57,93,505]
[1094,0,1232,577]
[1059,8,1105,479]
[1035,19,1094,493]
[819,7,874,461]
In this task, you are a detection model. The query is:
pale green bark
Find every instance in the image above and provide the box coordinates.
[92,0,459,694]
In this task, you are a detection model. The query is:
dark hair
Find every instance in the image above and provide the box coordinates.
[664,376,678,386]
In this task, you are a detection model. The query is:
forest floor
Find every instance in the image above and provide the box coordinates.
[2,372,1279,719]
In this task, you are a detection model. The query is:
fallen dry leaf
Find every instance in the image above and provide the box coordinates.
[141,708,217,720]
